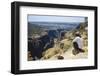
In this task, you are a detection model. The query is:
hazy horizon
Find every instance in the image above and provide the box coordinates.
[28,15,86,23]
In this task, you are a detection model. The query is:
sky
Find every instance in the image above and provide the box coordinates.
[28,15,86,23]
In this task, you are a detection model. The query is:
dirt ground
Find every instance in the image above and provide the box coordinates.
[49,47,88,60]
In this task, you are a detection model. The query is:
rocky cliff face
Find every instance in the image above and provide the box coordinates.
[41,22,88,60]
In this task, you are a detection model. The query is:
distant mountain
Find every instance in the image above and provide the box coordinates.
[28,22,43,37]
[28,22,80,37]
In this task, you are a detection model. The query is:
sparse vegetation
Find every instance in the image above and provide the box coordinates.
[28,21,88,61]
[41,22,88,60]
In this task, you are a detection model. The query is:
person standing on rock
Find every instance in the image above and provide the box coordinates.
[72,32,85,55]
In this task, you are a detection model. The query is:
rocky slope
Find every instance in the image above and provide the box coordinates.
[41,22,88,60]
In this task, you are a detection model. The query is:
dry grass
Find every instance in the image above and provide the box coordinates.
[41,24,88,60]
[28,23,88,60]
